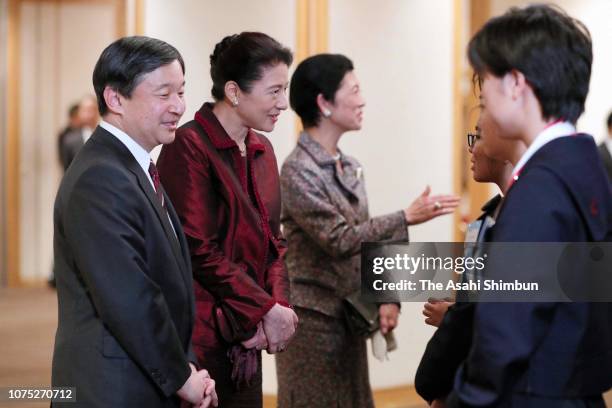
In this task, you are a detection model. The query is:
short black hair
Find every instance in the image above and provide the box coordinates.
[289,54,354,128]
[68,103,79,118]
[210,32,293,101]
[93,36,184,115]
[607,111,612,131]
[468,4,592,124]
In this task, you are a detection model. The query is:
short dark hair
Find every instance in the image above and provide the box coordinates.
[289,54,354,128]
[93,36,184,115]
[68,103,79,118]
[210,32,293,101]
[607,111,612,131]
[468,4,592,124]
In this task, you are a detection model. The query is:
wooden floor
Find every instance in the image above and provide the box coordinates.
[0,287,57,408]
[0,287,609,408]
[0,287,426,408]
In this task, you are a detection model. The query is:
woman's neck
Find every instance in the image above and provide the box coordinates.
[212,102,248,145]
[305,123,343,157]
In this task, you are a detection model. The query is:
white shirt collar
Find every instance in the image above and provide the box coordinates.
[99,120,154,188]
[98,120,178,238]
[512,121,576,178]
[82,127,94,143]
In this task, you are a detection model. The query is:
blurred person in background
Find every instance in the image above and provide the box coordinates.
[57,101,80,163]
[51,101,82,287]
[52,95,101,288]
[597,110,612,181]
[58,95,99,171]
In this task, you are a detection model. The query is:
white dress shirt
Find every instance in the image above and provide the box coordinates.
[99,120,177,237]
[511,121,577,182]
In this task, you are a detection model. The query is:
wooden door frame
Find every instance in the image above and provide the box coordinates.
[295,0,328,136]
[452,0,492,241]
[3,0,140,287]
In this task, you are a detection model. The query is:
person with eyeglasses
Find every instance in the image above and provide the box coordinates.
[416,117,525,407]
[447,5,612,407]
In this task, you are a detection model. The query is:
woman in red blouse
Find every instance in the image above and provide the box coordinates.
[157,32,297,408]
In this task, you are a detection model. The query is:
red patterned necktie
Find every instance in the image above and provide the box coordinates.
[148,160,165,208]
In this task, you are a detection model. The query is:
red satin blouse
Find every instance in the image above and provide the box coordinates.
[157,103,289,349]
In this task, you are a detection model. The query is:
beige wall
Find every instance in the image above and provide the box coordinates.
[491,0,612,142]
[18,1,116,282]
[145,0,297,163]
[0,0,605,397]
[4,0,603,393]
[0,0,606,397]
[145,0,456,392]
[144,0,297,393]
[328,0,455,389]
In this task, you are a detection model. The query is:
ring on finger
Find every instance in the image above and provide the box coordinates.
[433,201,442,211]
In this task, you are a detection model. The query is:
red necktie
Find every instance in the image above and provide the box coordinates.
[148,160,165,208]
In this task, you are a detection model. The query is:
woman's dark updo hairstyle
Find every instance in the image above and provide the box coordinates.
[210,32,293,101]
[289,53,353,128]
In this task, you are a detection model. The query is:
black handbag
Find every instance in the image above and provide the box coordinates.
[343,291,379,336]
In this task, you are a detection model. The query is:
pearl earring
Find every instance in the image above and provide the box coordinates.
[232,99,239,107]
[322,109,331,118]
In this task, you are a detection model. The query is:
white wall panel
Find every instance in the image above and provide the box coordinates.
[146,0,455,393]
[145,0,297,164]
[491,0,612,142]
[144,0,297,393]
[329,0,455,388]
[19,1,116,282]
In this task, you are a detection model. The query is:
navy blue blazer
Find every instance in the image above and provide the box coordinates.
[415,195,502,403]
[448,134,612,407]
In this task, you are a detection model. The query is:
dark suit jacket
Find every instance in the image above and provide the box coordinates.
[58,128,85,171]
[597,142,612,182]
[51,127,196,407]
[415,195,501,403]
[448,135,612,407]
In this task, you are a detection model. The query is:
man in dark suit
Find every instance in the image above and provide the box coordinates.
[446,5,612,407]
[58,95,99,171]
[597,111,612,181]
[51,36,217,407]
[56,102,80,164]
[51,96,101,288]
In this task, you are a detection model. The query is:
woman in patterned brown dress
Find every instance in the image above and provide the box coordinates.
[275,54,459,408]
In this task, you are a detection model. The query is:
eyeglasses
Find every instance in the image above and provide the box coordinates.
[467,131,481,148]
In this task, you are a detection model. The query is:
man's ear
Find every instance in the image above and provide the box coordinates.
[506,69,528,101]
[103,86,124,115]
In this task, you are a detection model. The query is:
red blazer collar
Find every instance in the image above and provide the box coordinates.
[194,103,265,154]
